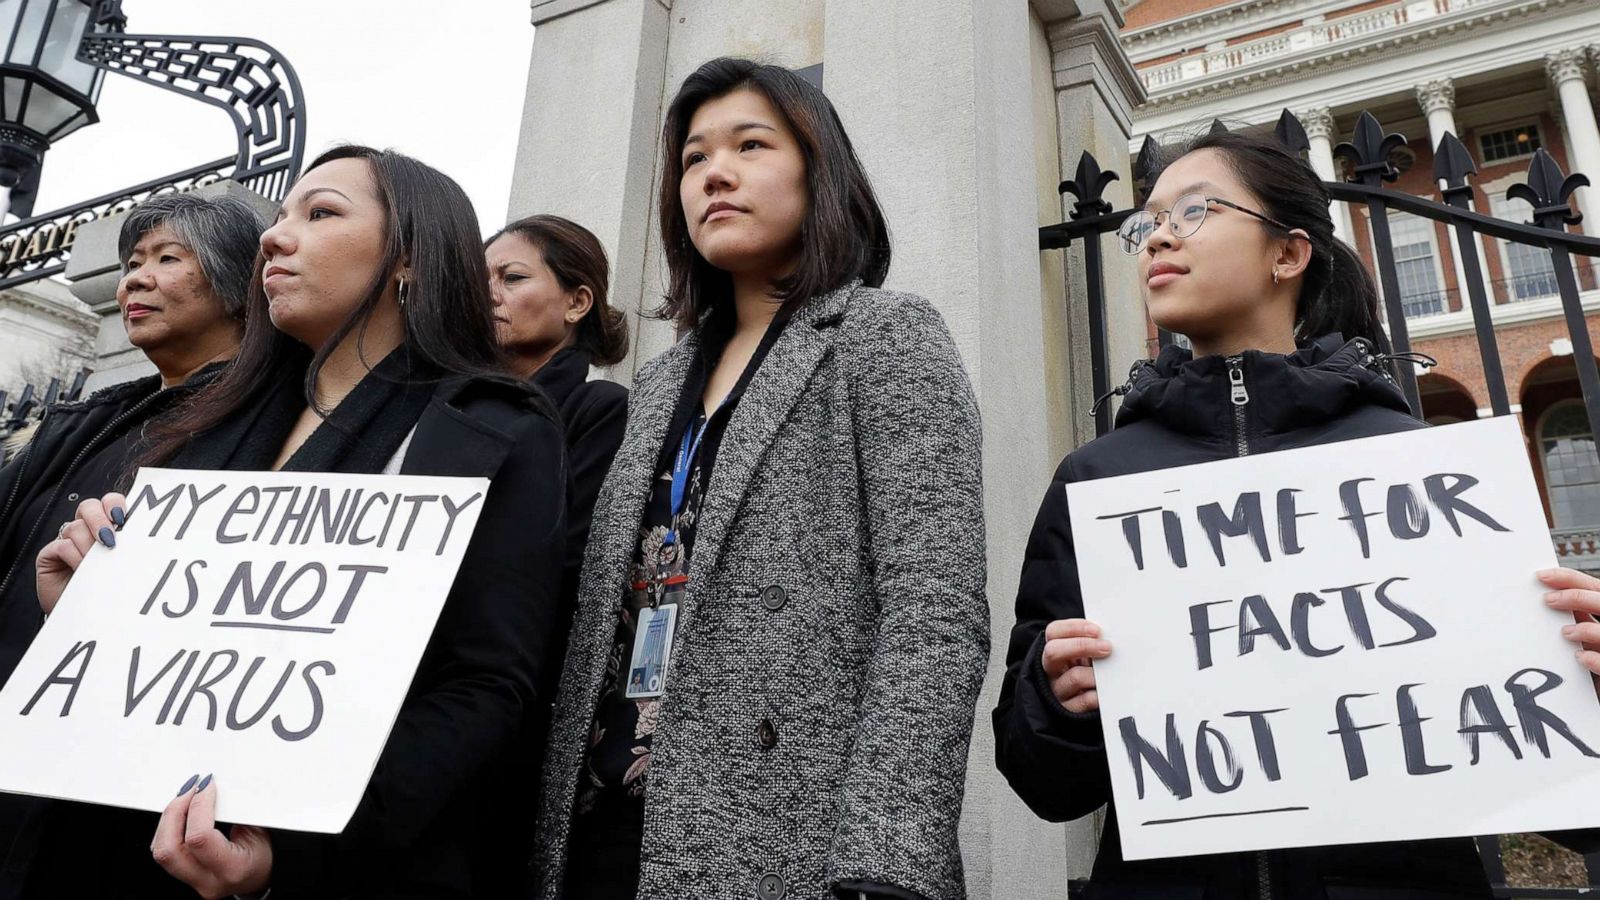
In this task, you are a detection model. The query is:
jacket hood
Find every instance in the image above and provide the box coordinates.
[1113,333,1414,438]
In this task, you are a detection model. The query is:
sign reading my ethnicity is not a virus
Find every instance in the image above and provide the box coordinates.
[1067,417,1600,861]
[0,467,490,834]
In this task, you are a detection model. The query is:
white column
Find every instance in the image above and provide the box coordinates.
[1415,79,1491,311]
[826,2,1142,896]
[1548,48,1600,233]
[509,0,673,384]
[1301,107,1353,246]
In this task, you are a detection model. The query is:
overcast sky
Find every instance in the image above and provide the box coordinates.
[33,1,535,235]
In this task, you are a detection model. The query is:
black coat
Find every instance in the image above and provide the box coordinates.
[11,372,568,900]
[529,346,628,606]
[992,334,1597,899]
[0,371,218,900]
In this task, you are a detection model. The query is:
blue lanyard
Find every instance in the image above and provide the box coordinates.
[664,411,711,547]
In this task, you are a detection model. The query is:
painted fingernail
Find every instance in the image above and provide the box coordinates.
[1562,624,1577,638]
[110,507,125,528]
[177,774,198,796]
[97,526,116,548]
[196,773,213,792]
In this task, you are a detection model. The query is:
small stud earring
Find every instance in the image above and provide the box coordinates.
[1271,268,1280,286]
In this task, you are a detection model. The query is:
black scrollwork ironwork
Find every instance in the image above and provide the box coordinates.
[0,1,305,291]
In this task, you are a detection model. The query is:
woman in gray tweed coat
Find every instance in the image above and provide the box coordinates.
[537,58,989,900]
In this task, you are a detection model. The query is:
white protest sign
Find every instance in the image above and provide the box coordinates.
[0,467,490,833]
[1067,417,1600,861]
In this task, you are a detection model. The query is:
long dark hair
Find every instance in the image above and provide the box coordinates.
[657,57,891,328]
[138,145,507,466]
[489,215,629,366]
[1158,130,1390,353]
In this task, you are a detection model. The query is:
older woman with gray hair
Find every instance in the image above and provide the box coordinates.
[0,190,263,898]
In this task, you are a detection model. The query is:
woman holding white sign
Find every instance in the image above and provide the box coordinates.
[992,130,1600,897]
[35,146,568,899]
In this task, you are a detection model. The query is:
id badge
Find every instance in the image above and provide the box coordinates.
[624,602,679,699]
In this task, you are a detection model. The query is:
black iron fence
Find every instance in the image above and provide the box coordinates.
[1041,109,1600,453]
[1041,108,1600,896]
[0,370,90,452]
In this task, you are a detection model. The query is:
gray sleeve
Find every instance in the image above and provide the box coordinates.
[825,292,990,900]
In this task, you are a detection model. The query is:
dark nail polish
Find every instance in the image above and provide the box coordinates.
[98,526,116,548]
[177,774,198,796]
[196,773,213,792]
[110,507,125,528]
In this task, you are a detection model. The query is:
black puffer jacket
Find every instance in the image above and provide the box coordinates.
[992,334,1552,899]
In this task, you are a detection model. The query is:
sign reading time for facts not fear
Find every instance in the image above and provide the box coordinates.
[1067,417,1600,861]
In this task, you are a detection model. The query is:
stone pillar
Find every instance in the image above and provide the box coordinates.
[508,0,674,385]
[824,0,1141,896]
[1040,3,1145,883]
[1547,48,1600,233]
[65,180,278,392]
[1301,107,1354,246]
[1415,79,1492,311]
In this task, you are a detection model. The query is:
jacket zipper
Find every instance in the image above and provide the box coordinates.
[1226,356,1250,458]
[0,391,164,605]
[1228,354,1268,896]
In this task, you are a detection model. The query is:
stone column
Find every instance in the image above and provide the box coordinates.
[824,0,1141,896]
[1041,3,1146,884]
[1301,107,1354,246]
[1547,48,1600,233]
[508,0,674,385]
[1415,79,1491,311]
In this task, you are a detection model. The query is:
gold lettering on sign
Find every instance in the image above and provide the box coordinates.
[21,228,47,260]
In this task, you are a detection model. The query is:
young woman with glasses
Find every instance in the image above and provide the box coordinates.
[992,129,1600,898]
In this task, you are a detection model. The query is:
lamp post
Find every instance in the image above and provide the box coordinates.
[0,0,121,219]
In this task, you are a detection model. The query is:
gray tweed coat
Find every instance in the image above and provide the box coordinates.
[537,282,989,900]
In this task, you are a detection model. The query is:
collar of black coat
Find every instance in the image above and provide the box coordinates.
[1114,333,1413,437]
[529,345,591,407]
[60,359,230,411]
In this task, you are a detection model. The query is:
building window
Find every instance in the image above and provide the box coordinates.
[1541,401,1600,528]
[1490,193,1558,302]
[1480,124,1542,163]
[1377,212,1446,317]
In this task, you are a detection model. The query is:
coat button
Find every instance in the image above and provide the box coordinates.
[756,718,778,750]
[757,872,786,900]
[760,584,786,611]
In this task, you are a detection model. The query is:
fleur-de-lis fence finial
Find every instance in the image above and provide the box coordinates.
[1060,151,1119,221]
[1506,148,1588,229]
[1274,109,1310,159]
[1334,111,1406,187]
[1431,132,1478,207]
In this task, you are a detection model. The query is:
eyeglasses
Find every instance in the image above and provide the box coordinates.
[1117,192,1293,255]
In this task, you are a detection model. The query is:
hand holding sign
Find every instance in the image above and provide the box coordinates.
[36,492,127,614]
[1042,618,1111,714]
[1543,567,1600,679]
[152,775,271,900]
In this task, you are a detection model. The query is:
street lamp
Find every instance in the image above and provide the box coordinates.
[0,0,119,218]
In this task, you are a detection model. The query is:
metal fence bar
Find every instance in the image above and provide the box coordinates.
[1436,133,1511,416]
[1362,195,1424,412]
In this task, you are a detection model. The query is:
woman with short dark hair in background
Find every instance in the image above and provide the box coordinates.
[0,190,263,895]
[537,57,988,900]
[34,145,568,899]
[487,214,629,603]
